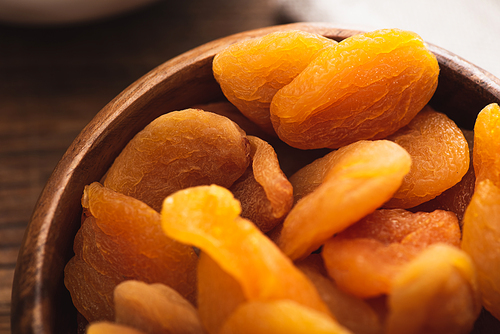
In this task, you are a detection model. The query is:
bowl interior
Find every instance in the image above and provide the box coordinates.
[11,22,500,334]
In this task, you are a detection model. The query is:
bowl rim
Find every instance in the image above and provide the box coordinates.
[10,21,500,334]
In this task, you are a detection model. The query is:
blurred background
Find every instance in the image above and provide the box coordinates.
[1,0,499,333]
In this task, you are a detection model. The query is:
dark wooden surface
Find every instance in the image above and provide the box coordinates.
[0,1,287,332]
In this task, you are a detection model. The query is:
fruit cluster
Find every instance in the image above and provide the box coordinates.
[65,28,500,334]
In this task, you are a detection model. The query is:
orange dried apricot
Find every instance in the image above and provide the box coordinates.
[64,255,118,322]
[387,244,481,334]
[160,185,331,316]
[411,160,475,225]
[114,280,204,334]
[230,135,293,232]
[411,128,475,224]
[270,28,439,149]
[473,103,500,186]
[104,109,251,211]
[64,182,198,322]
[213,30,336,134]
[277,140,411,260]
[296,255,383,334]
[460,104,500,321]
[322,209,461,298]
[461,179,500,320]
[83,183,198,296]
[384,106,470,209]
[197,252,247,334]
[218,300,352,334]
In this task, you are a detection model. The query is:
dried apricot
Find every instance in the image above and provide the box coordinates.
[410,129,475,224]
[270,28,439,149]
[64,182,198,322]
[411,163,475,225]
[218,300,352,334]
[277,140,411,260]
[322,209,461,298]
[384,106,470,209]
[104,109,251,211]
[461,179,500,320]
[387,244,481,334]
[64,256,118,322]
[114,280,204,334]
[296,255,383,334]
[473,103,500,186]
[160,185,331,316]
[197,252,247,334]
[213,30,336,133]
[230,135,293,232]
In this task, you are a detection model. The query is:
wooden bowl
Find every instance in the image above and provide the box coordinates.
[11,22,500,334]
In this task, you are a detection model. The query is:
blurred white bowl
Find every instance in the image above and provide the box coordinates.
[0,0,160,25]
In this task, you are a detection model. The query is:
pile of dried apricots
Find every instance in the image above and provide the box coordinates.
[64,28,500,334]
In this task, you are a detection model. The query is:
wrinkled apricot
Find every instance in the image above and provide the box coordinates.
[296,255,383,334]
[213,30,336,133]
[104,109,251,211]
[411,129,475,224]
[461,179,500,320]
[473,103,500,186]
[270,28,439,149]
[197,252,247,334]
[160,185,331,316]
[277,140,411,260]
[64,183,198,322]
[384,106,470,208]
[322,209,461,298]
[387,244,481,334]
[64,256,118,322]
[114,280,204,334]
[411,164,475,225]
[218,300,352,334]
[230,135,293,232]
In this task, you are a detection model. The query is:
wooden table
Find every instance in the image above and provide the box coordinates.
[0,1,285,332]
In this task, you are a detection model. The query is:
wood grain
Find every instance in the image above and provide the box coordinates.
[0,1,281,333]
